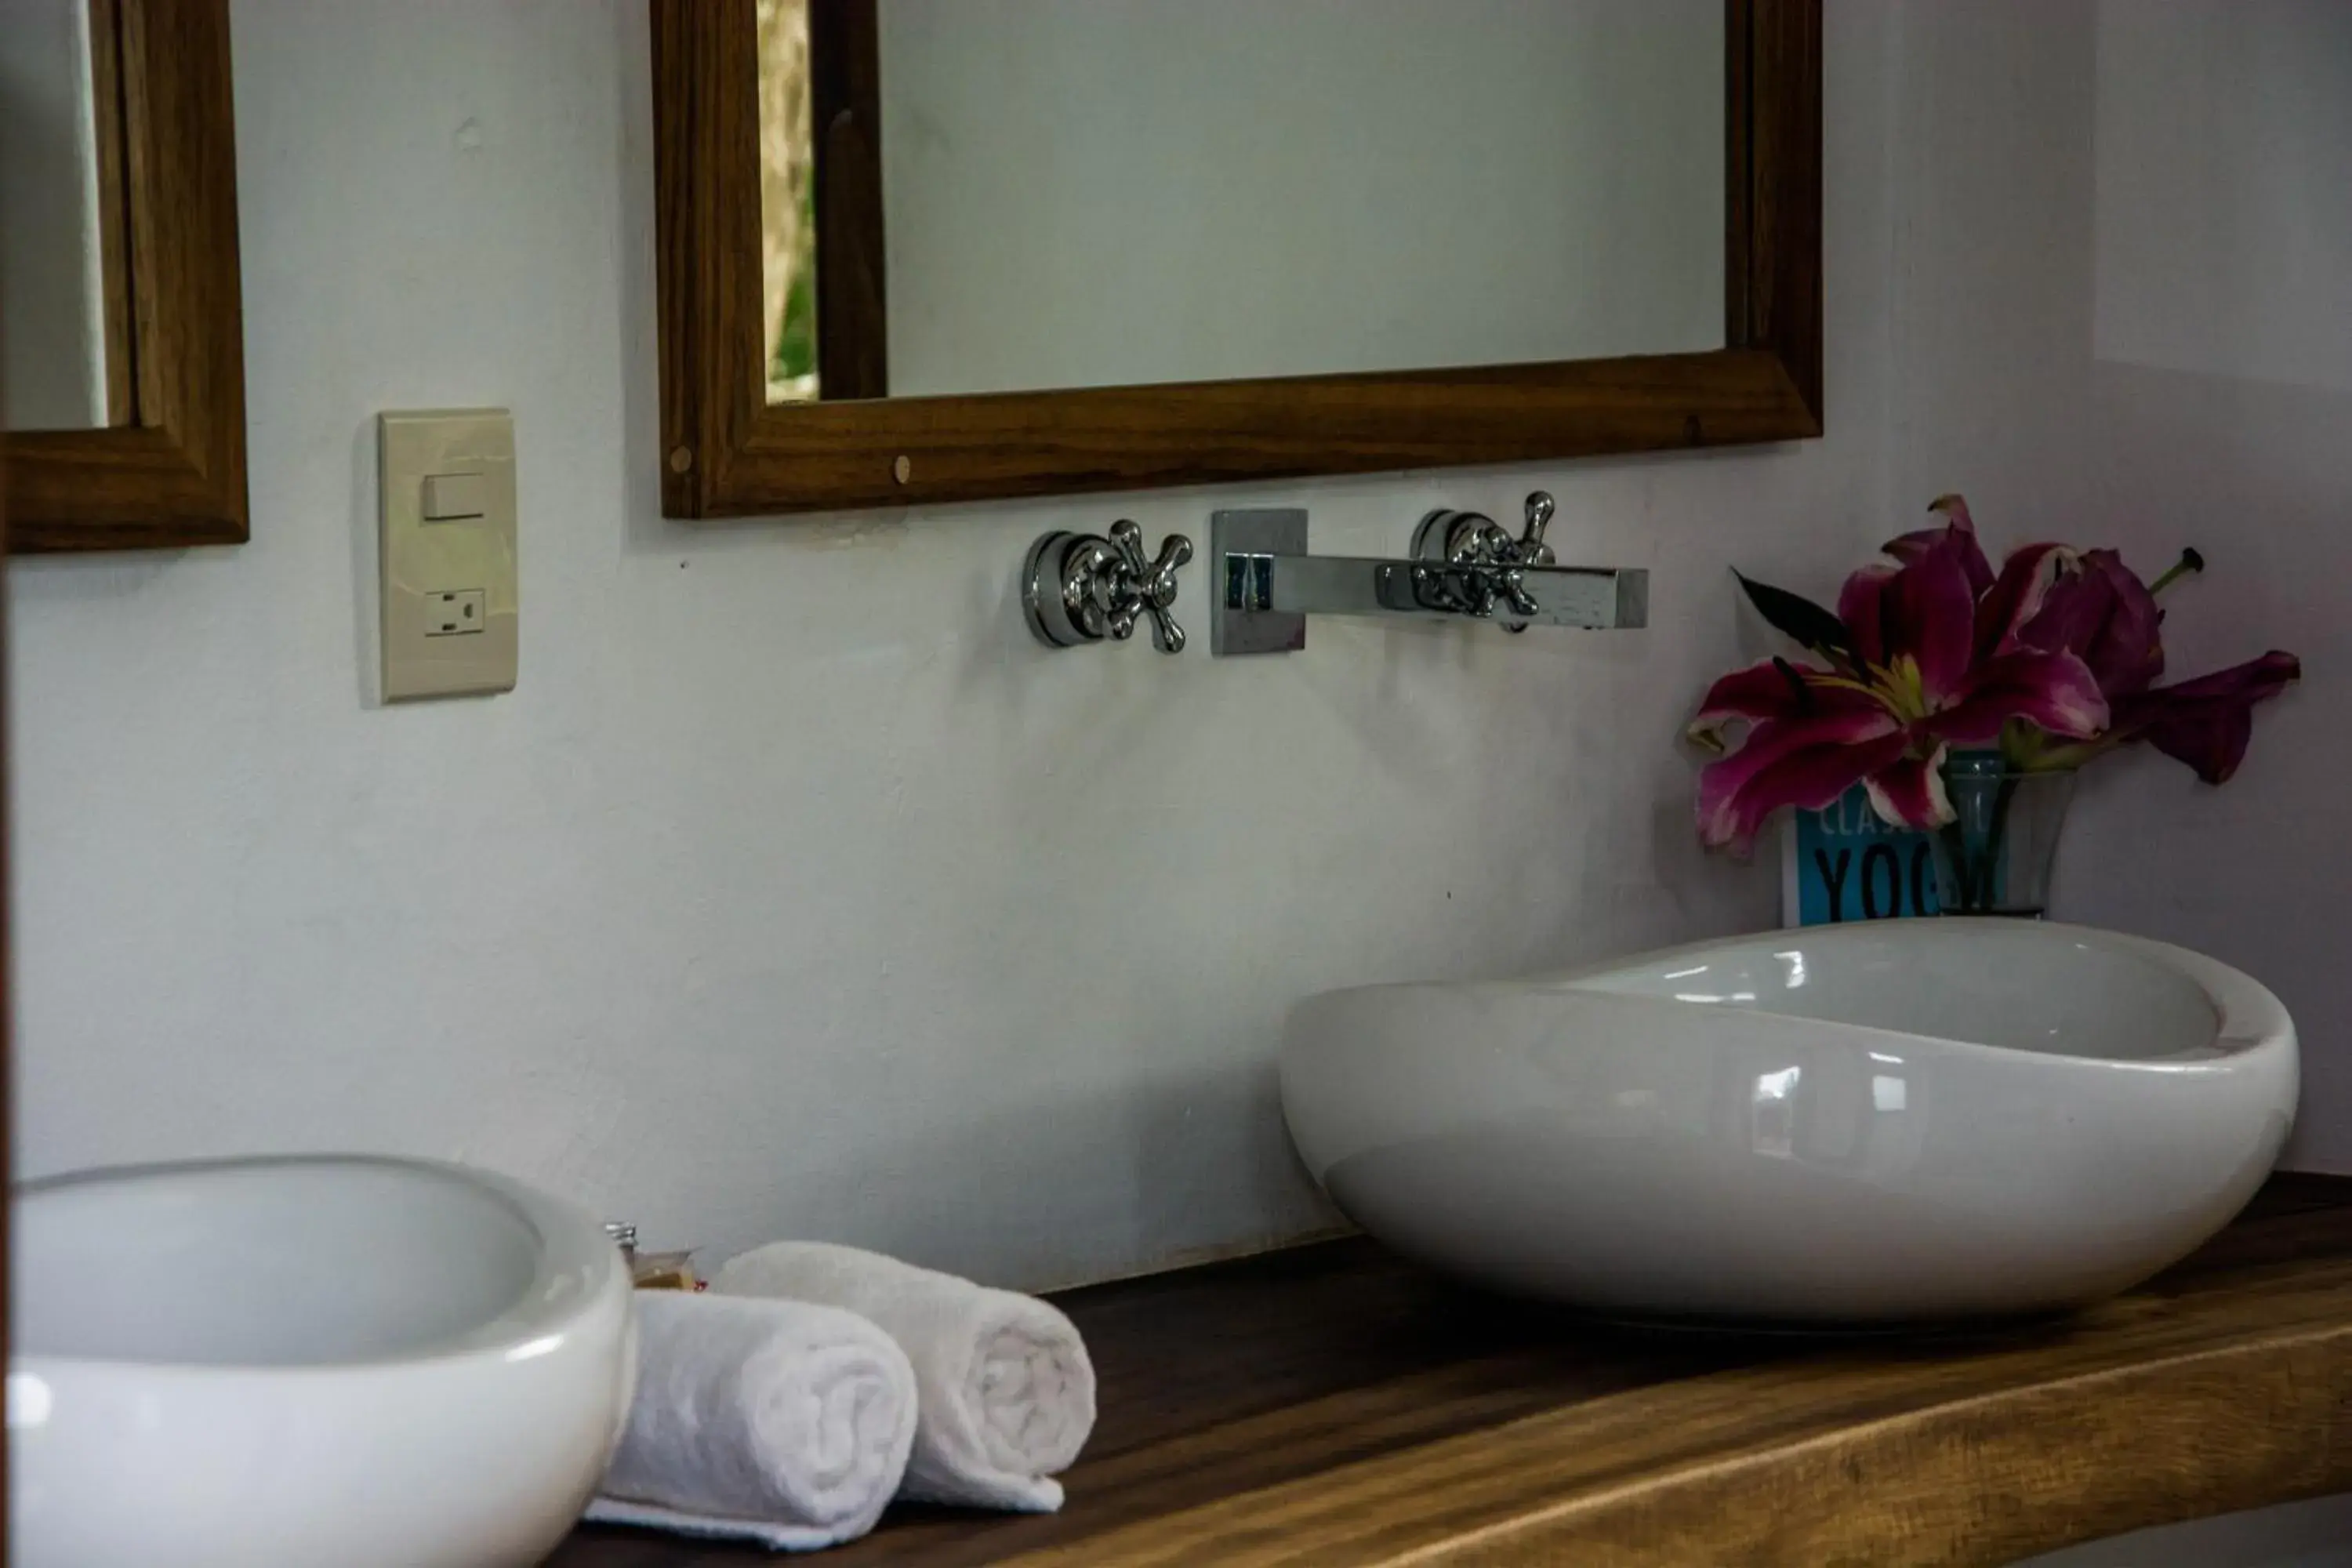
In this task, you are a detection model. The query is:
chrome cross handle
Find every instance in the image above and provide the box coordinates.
[1496,563,1542,622]
[1518,490,1555,561]
[1414,490,1559,572]
[1102,520,1191,652]
[1409,491,1563,630]
[1022,520,1193,653]
[1406,560,1540,621]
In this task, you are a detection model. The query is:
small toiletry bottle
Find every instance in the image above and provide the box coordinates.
[604,1221,700,1290]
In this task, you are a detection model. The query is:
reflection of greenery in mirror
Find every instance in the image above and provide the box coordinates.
[757,0,818,402]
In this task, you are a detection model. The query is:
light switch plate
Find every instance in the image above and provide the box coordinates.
[379,408,517,700]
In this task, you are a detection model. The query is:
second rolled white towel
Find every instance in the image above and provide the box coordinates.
[585,1290,918,1551]
[714,1242,1097,1512]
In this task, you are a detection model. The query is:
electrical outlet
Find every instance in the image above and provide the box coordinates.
[379,409,517,699]
[424,589,487,636]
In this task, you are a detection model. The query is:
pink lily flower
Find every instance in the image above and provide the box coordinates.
[2011,546,2299,782]
[2113,652,2303,782]
[1690,492,2303,855]
[2016,547,2166,699]
[1690,511,2108,853]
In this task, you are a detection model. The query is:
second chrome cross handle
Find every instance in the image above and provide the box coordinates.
[1408,490,1559,630]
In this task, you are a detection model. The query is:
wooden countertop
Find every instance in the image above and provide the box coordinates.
[551,1175,2352,1566]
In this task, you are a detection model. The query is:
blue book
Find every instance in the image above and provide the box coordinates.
[1781,784,1939,925]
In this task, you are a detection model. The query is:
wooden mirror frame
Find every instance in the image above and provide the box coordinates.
[653,0,1820,520]
[4,0,248,555]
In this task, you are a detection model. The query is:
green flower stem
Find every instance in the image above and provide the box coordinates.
[1936,820,1979,912]
[2147,548,2205,597]
[1984,773,2020,907]
[1940,771,2021,914]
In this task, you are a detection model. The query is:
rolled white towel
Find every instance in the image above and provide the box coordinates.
[583,1290,917,1552]
[714,1242,1096,1512]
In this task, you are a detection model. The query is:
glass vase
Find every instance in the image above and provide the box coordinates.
[1929,752,2077,918]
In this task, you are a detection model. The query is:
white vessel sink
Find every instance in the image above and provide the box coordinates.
[9,1155,636,1568]
[1283,920,2297,1324]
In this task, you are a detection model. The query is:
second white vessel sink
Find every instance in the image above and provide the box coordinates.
[1282,920,2297,1324]
[9,1155,637,1568]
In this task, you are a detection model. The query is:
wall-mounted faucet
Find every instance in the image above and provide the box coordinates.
[1018,493,1645,657]
[1210,492,1647,655]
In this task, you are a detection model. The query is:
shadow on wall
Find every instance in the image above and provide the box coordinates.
[717,1056,1341,1295]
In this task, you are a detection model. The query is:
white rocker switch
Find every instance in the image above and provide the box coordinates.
[421,471,489,522]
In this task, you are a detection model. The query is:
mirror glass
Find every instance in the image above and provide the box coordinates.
[757,0,1726,405]
[1,0,117,430]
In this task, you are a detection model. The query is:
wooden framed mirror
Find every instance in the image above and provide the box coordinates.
[652,0,1819,519]
[2,0,248,554]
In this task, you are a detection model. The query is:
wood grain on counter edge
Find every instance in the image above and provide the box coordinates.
[993,1263,2352,1566]
[555,1174,2352,1567]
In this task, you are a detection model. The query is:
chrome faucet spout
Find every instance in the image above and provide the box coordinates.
[1210,494,1646,655]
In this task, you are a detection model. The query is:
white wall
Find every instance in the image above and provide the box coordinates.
[879,0,1724,396]
[16,0,2339,1293]
[5,0,1895,1287]
[1883,0,2352,1170]
[2092,0,2352,397]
